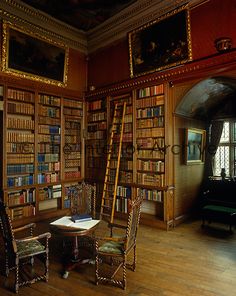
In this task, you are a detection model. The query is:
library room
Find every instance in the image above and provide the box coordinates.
[0,0,236,295]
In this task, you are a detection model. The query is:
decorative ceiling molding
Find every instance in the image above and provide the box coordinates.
[86,0,206,53]
[0,0,209,54]
[0,0,87,53]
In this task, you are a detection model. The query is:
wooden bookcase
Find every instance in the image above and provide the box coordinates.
[1,84,84,224]
[85,83,172,228]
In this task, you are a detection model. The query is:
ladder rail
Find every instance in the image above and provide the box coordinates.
[100,102,127,223]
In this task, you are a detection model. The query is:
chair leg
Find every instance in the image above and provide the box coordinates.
[122,256,127,290]
[95,241,99,285]
[15,259,19,294]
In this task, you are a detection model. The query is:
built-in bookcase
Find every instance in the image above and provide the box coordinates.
[1,85,84,222]
[63,98,83,181]
[85,83,168,227]
[135,84,166,217]
[86,98,107,182]
[5,88,36,219]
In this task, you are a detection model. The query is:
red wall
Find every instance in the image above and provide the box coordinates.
[88,0,236,88]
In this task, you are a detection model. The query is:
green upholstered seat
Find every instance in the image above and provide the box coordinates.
[16,240,45,257]
[98,241,124,254]
[203,205,236,214]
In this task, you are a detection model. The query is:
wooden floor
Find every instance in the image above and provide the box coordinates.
[0,218,236,296]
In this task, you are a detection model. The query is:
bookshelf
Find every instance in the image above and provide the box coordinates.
[1,84,84,223]
[86,98,107,182]
[135,84,166,219]
[63,98,83,181]
[5,87,36,219]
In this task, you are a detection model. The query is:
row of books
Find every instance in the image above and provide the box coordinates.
[7,142,34,153]
[38,105,60,118]
[88,111,106,122]
[7,174,34,187]
[7,164,34,174]
[38,153,59,162]
[7,89,34,102]
[38,162,60,172]
[65,121,81,129]
[137,188,163,202]
[109,159,133,171]
[9,205,35,220]
[136,105,164,118]
[37,172,60,184]
[64,99,83,109]
[136,95,164,108]
[38,185,62,200]
[8,189,36,206]
[88,99,105,111]
[113,133,133,142]
[87,121,107,132]
[38,143,60,153]
[64,171,81,179]
[65,159,81,168]
[39,94,60,106]
[7,132,34,143]
[116,197,130,213]
[64,151,81,159]
[119,171,133,183]
[87,130,106,140]
[38,134,60,143]
[38,125,61,134]
[137,148,165,159]
[65,136,80,144]
[137,117,164,129]
[7,117,34,130]
[137,137,164,149]
[38,116,60,125]
[137,84,164,98]
[7,102,34,115]
[7,154,34,164]
[137,172,164,187]
[116,185,132,197]
[137,160,165,172]
[136,127,164,138]
[64,108,83,116]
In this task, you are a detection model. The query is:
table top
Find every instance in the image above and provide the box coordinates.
[50,216,100,236]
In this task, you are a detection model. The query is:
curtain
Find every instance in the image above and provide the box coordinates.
[204,120,224,178]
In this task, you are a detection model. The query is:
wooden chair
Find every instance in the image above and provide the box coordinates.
[69,181,96,219]
[59,181,97,278]
[0,202,51,293]
[95,193,143,289]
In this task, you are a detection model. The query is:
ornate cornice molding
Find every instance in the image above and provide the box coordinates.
[85,50,236,98]
[0,0,87,53]
[87,0,205,53]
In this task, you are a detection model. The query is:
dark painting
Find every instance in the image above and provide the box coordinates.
[129,8,192,77]
[8,28,66,83]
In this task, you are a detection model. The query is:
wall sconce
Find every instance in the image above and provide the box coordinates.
[214,37,232,53]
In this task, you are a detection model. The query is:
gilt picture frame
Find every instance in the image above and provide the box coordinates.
[1,22,69,87]
[128,6,192,78]
[185,128,206,165]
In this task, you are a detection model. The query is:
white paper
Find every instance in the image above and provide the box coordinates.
[50,216,100,230]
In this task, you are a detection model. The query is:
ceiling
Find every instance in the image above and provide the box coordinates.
[21,0,137,32]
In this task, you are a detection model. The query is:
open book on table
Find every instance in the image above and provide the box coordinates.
[50,216,100,230]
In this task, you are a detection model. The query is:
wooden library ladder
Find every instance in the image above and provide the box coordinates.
[100,102,127,223]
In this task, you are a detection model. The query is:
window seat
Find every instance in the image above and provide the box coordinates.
[201,179,236,233]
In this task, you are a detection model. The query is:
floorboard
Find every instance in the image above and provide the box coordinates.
[0,218,236,295]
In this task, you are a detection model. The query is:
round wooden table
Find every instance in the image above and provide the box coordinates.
[51,221,100,278]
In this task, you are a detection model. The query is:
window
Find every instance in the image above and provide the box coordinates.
[214,121,236,177]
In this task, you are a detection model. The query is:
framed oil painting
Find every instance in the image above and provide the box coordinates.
[128,7,192,77]
[185,128,206,165]
[2,22,68,86]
